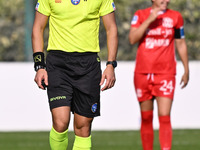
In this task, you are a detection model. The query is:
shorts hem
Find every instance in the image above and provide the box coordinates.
[137,95,174,102]
[50,104,70,110]
[137,95,154,102]
[138,98,153,102]
[73,111,100,118]
[154,95,174,100]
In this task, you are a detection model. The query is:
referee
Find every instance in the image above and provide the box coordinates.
[32,0,118,150]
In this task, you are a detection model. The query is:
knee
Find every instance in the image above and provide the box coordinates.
[53,119,69,133]
[141,111,153,123]
[74,117,93,137]
[74,122,91,137]
[159,112,171,117]
[51,106,70,133]
[159,116,171,124]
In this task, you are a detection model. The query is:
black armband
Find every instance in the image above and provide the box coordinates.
[33,52,46,72]
[174,27,185,39]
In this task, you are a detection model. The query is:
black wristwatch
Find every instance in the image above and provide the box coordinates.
[106,61,117,68]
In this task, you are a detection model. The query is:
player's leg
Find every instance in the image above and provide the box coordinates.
[71,88,98,150]
[72,113,93,150]
[139,100,154,150]
[153,74,175,150]
[46,51,75,150]
[134,73,155,150]
[156,97,173,150]
[70,53,101,150]
[49,106,71,150]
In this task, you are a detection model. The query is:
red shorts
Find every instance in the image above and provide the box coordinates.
[134,73,176,102]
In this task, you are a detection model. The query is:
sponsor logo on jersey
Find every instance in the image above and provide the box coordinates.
[71,0,80,5]
[131,15,138,25]
[112,2,116,11]
[163,29,173,38]
[162,17,173,28]
[91,103,97,113]
[146,28,162,36]
[35,2,39,10]
[147,28,172,38]
[146,38,169,49]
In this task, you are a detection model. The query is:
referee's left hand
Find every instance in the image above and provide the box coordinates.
[100,65,116,91]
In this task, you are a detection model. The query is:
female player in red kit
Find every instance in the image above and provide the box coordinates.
[129,0,189,149]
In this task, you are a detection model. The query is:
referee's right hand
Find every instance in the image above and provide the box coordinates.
[34,69,48,90]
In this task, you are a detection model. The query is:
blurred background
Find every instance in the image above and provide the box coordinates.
[0,0,200,149]
[0,0,200,61]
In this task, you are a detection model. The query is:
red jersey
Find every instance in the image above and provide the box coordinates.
[131,7,185,74]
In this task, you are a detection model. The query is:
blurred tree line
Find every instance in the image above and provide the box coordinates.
[0,0,199,61]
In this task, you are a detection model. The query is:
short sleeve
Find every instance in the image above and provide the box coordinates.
[174,12,185,39]
[99,0,116,16]
[175,12,184,29]
[35,0,51,16]
[131,10,141,28]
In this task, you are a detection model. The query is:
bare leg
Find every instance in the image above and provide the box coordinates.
[51,106,71,132]
[49,106,71,150]
[74,113,93,137]
[72,113,93,150]
[156,97,172,116]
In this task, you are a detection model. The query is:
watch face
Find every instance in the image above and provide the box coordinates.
[107,61,117,68]
[113,61,117,68]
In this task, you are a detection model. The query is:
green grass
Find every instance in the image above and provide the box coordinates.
[0,130,200,150]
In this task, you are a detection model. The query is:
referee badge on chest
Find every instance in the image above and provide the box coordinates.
[71,0,80,5]
[91,103,98,113]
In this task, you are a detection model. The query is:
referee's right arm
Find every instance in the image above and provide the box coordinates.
[32,11,49,90]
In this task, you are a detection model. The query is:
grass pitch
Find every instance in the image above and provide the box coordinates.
[0,129,199,150]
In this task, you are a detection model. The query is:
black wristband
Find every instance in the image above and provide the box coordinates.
[33,52,46,72]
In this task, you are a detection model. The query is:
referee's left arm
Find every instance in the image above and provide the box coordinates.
[100,12,118,91]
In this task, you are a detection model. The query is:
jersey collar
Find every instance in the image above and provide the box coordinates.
[150,8,167,15]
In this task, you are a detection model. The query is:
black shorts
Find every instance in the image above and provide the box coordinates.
[46,50,101,118]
